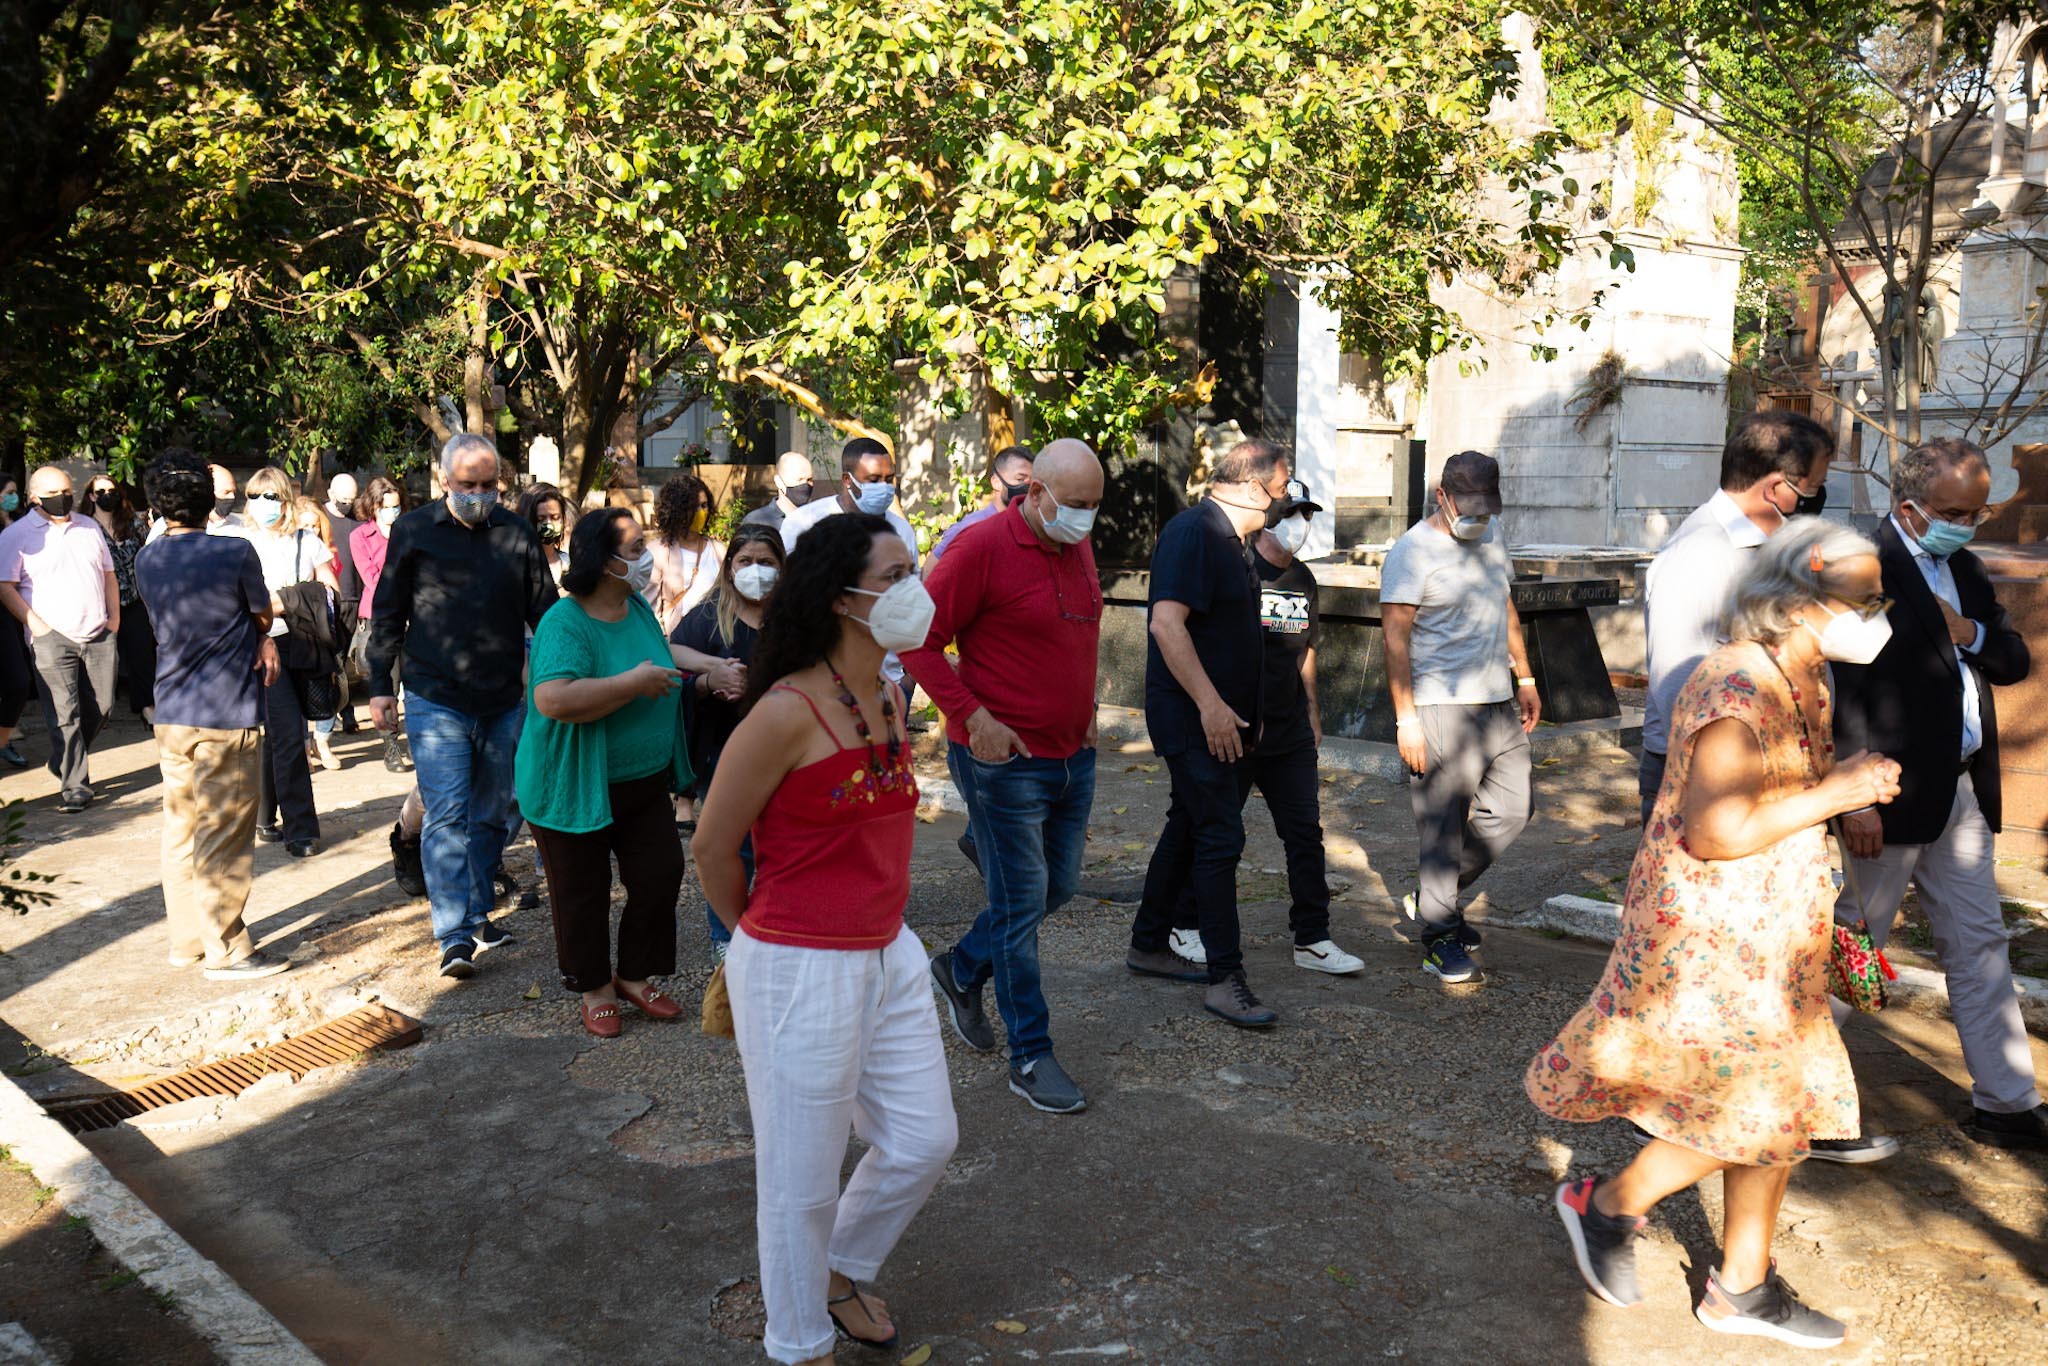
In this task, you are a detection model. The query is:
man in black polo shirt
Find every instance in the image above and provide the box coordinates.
[1128,439,1293,1026]
[1168,478,1364,978]
[368,434,556,979]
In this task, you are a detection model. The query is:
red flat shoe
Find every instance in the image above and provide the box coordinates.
[614,978,683,1020]
[581,999,623,1038]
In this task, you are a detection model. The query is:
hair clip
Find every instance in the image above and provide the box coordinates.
[1809,544,1826,573]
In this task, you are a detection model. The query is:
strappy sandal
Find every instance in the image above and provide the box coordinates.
[826,1282,897,1351]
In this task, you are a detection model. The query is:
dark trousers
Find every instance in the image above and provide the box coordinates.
[1410,702,1531,937]
[530,771,684,992]
[257,669,320,842]
[32,631,117,793]
[0,620,33,729]
[115,600,157,714]
[1637,747,1667,828]
[1171,741,1329,945]
[1131,746,1247,981]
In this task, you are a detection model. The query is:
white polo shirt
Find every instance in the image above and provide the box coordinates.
[1642,490,1771,756]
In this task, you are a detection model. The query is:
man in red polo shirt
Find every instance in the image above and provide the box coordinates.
[903,438,1105,1115]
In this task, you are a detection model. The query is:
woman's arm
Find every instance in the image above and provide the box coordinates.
[692,692,804,929]
[1682,717,1897,860]
[670,642,726,673]
[534,661,680,724]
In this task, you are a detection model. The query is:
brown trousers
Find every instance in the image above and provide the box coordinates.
[158,725,261,965]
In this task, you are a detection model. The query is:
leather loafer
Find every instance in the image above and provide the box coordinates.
[581,999,623,1038]
[613,979,682,1020]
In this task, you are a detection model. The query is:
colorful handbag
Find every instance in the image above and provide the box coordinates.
[1827,817,1897,1012]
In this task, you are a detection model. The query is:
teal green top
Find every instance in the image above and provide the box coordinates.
[515,594,694,834]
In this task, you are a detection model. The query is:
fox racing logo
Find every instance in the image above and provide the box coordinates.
[1260,589,1310,633]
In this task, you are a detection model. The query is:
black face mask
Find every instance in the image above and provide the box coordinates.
[1261,498,1290,530]
[213,497,235,520]
[38,493,74,519]
[1794,484,1827,518]
[1001,480,1030,505]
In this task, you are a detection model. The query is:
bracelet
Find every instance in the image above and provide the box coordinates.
[1516,675,1536,688]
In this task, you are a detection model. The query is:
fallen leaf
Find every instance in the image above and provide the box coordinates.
[1538,758,1562,767]
[1554,837,1575,845]
[994,1320,1027,1334]
[902,1348,933,1366]
[522,983,541,1000]
[1112,805,1128,815]
[1122,842,1145,852]
[1367,798,1385,805]
[1136,762,1159,772]
[915,806,938,824]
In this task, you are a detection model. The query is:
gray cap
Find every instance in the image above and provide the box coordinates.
[1440,450,1502,516]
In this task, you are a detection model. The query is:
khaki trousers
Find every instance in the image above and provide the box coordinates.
[158,725,261,965]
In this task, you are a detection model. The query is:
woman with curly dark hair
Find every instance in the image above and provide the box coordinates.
[515,481,572,586]
[692,512,954,1364]
[647,472,721,635]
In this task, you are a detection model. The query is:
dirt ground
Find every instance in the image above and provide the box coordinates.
[0,711,2044,1364]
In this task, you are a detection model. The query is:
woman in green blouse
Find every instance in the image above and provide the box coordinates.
[516,508,695,1038]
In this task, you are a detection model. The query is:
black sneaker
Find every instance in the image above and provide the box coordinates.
[285,838,323,859]
[929,950,995,1051]
[255,823,282,844]
[1554,1176,1645,1307]
[389,823,427,898]
[491,866,519,904]
[1400,893,1481,946]
[1203,970,1278,1027]
[1009,1054,1086,1114]
[0,744,26,769]
[1964,1102,2048,1152]
[1807,1134,1901,1163]
[440,942,476,979]
[57,790,90,814]
[1421,935,1481,984]
[1125,946,1207,983]
[201,949,293,981]
[1695,1266,1845,1347]
[956,831,982,876]
[472,921,514,955]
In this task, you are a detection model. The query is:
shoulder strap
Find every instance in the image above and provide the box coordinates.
[769,683,840,744]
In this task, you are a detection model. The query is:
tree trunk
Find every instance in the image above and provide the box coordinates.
[462,271,494,439]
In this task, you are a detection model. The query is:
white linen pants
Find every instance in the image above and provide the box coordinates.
[1835,775,2042,1114]
[728,923,958,1364]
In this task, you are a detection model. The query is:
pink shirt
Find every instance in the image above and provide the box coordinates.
[0,512,114,643]
[350,521,388,619]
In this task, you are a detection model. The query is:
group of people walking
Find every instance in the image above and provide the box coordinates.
[18,404,2048,1361]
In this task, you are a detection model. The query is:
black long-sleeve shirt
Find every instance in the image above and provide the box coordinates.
[366,499,554,716]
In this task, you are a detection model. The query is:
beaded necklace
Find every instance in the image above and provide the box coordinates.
[1762,641,1833,781]
[827,658,905,790]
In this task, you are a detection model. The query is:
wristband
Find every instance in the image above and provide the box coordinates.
[1516,676,1536,688]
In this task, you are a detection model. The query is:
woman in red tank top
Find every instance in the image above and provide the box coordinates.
[693,512,957,1365]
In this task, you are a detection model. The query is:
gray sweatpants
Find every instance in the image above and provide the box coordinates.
[1410,701,1532,937]
[1833,774,2041,1115]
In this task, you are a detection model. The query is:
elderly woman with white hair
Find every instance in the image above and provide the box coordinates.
[1526,518,1903,1349]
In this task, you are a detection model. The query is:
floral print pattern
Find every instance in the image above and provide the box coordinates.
[1524,641,1859,1166]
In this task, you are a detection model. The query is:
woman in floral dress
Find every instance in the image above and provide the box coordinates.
[1527,520,1901,1348]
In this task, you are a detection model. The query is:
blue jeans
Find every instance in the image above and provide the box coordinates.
[946,744,1096,1064]
[406,695,522,951]
[704,836,753,946]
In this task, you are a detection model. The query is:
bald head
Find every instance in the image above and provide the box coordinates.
[328,473,358,509]
[27,467,74,520]
[1033,439,1103,505]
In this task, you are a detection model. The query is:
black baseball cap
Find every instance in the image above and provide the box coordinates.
[1440,450,1502,516]
[1268,477,1324,519]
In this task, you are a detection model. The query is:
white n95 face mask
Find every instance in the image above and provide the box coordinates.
[1806,602,1893,665]
[733,564,778,601]
[1273,515,1311,554]
[845,576,935,652]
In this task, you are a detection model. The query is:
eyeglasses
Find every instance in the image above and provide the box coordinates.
[1908,497,1991,528]
[1053,563,1100,624]
[1839,595,1892,622]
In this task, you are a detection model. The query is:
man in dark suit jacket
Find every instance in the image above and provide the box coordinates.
[1834,438,2046,1153]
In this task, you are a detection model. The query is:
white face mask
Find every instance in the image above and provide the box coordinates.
[732,563,778,601]
[845,575,935,652]
[376,506,400,532]
[1039,488,1096,545]
[1440,492,1490,542]
[612,547,655,595]
[1803,601,1894,665]
[851,480,896,516]
[1272,515,1311,554]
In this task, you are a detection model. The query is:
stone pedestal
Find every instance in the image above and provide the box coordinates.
[1975,543,2048,856]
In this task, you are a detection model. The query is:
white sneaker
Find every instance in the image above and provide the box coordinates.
[312,734,340,771]
[1168,928,1207,964]
[1293,940,1365,975]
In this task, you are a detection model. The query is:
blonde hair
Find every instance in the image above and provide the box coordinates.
[296,496,336,554]
[1724,517,1879,645]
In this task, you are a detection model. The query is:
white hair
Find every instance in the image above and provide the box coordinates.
[1724,517,1879,645]
[439,433,499,476]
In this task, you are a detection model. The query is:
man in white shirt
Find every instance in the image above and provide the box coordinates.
[1639,411,1834,822]
[739,452,819,535]
[779,437,920,569]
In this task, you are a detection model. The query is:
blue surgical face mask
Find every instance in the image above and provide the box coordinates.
[1039,488,1097,545]
[247,494,283,528]
[1,493,17,513]
[852,480,895,516]
[1906,501,1976,558]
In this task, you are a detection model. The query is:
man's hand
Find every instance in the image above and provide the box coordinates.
[1937,598,1978,649]
[1517,681,1542,733]
[1842,808,1885,860]
[370,696,400,732]
[708,658,747,699]
[254,637,281,686]
[966,706,1030,763]
[25,613,49,639]
[1397,721,1427,776]
[1199,698,1250,762]
[1085,714,1098,749]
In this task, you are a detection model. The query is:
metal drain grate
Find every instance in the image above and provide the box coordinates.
[46,1005,423,1134]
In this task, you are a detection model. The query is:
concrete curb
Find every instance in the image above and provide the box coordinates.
[1505,894,2048,1032]
[0,1067,320,1365]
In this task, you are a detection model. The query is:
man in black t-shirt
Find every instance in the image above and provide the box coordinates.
[1166,480,1363,977]
[1127,439,1293,1027]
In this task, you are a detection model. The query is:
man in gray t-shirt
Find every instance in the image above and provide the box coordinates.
[1380,451,1539,985]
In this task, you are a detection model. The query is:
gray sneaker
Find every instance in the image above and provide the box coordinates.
[1125,946,1207,982]
[929,949,995,1051]
[202,949,292,981]
[1010,1054,1086,1113]
[1695,1267,1845,1348]
[1203,970,1278,1028]
[1807,1134,1900,1163]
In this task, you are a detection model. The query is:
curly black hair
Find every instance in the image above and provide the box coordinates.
[560,506,637,597]
[146,447,212,528]
[652,473,711,548]
[745,512,895,710]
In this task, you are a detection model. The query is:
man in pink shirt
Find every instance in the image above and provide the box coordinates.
[0,467,120,812]
[903,438,1105,1115]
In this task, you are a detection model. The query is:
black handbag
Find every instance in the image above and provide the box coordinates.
[292,666,340,722]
